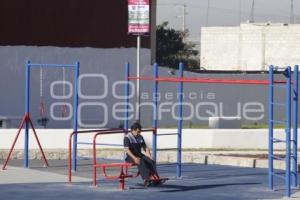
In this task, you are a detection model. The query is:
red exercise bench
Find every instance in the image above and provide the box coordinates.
[92,129,163,190]
[93,162,139,190]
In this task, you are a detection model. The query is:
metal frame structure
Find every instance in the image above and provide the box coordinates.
[268,65,299,197]
[6,61,295,197]
[126,63,298,197]
[69,128,124,173]
[125,63,185,178]
[2,60,80,170]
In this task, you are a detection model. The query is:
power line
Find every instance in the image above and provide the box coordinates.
[157,2,299,25]
[158,3,292,19]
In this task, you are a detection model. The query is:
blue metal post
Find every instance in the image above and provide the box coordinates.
[285,67,292,197]
[152,63,158,161]
[24,60,31,168]
[176,62,184,178]
[292,65,299,187]
[124,63,130,133]
[268,65,274,190]
[72,62,80,171]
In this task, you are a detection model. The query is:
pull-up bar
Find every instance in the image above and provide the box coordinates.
[128,76,286,85]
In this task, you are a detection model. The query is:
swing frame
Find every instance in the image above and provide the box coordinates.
[2,60,79,169]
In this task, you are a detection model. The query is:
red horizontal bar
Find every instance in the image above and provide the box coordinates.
[95,163,133,168]
[92,128,154,136]
[75,128,124,134]
[128,76,286,85]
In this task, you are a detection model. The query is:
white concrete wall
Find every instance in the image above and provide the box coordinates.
[240,24,265,70]
[201,23,300,71]
[265,25,300,67]
[0,128,290,150]
[201,27,240,70]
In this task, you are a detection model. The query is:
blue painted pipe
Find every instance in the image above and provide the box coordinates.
[72,62,80,171]
[24,60,31,168]
[285,67,291,197]
[292,65,299,187]
[152,63,158,162]
[177,63,184,178]
[268,65,274,190]
[27,63,77,68]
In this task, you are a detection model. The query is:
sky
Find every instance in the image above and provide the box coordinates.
[157,0,300,42]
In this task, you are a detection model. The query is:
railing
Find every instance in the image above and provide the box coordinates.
[68,128,155,184]
[68,128,124,183]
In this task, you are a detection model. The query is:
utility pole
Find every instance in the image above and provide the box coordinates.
[249,0,255,22]
[239,0,242,24]
[182,4,186,42]
[206,0,210,26]
[290,0,294,24]
[158,3,187,41]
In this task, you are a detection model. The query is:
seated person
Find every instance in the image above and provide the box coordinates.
[124,122,161,186]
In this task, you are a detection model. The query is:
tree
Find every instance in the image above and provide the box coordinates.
[156,22,200,70]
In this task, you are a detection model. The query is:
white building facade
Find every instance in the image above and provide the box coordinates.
[201,23,300,71]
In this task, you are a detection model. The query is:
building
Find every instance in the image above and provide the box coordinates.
[201,23,300,71]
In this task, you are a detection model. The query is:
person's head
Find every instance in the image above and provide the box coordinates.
[130,122,142,136]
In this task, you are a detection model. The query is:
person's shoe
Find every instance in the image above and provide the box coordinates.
[153,179,162,186]
[144,179,158,187]
[144,180,151,187]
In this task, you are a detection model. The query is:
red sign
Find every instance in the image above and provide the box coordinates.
[128,0,150,34]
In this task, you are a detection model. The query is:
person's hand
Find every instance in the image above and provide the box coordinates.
[134,157,141,165]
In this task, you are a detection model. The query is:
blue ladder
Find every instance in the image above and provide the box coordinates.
[151,63,184,178]
[268,65,298,197]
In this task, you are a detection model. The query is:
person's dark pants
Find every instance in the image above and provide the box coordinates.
[126,156,158,181]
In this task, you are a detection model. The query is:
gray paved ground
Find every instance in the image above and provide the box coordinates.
[0,159,299,200]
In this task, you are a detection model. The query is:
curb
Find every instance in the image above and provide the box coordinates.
[0,149,291,170]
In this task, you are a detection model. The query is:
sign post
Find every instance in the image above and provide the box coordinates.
[128,0,150,121]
